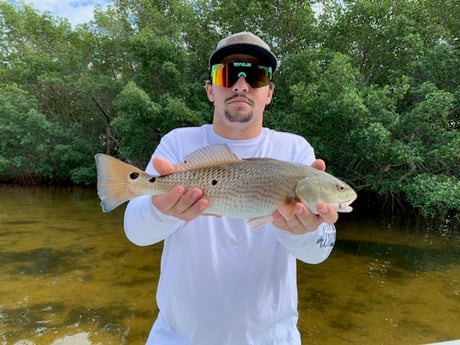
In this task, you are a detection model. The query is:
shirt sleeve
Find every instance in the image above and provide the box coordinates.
[123,135,185,246]
[273,223,336,264]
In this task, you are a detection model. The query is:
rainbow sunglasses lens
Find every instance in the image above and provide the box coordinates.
[211,62,273,88]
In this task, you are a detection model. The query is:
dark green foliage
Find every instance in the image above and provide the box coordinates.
[0,0,458,217]
[111,82,205,167]
[0,84,99,184]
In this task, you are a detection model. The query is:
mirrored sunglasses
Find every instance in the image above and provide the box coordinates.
[210,62,273,88]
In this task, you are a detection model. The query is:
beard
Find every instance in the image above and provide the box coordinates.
[224,93,254,123]
[224,109,253,123]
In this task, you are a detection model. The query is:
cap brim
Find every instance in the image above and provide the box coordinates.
[209,43,277,71]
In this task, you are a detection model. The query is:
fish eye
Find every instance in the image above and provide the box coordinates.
[129,172,139,180]
[336,184,345,192]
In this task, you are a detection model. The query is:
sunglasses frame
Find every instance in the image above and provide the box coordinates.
[210,62,273,89]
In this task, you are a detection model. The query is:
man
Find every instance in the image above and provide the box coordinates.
[124,32,338,345]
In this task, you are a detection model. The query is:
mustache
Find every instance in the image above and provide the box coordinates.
[225,93,254,105]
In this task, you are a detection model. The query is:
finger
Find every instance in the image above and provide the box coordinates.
[272,210,288,229]
[152,185,187,213]
[290,204,322,233]
[153,156,176,175]
[152,187,209,220]
[171,188,205,215]
[310,159,326,172]
[277,202,297,219]
[176,198,209,221]
[316,203,339,224]
[276,203,319,234]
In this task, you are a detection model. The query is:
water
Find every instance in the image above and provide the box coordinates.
[0,185,459,344]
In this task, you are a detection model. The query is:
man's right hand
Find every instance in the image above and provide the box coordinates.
[151,157,209,221]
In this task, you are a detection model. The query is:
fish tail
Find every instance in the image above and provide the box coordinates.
[94,154,146,212]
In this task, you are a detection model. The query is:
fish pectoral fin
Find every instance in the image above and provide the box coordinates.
[247,215,274,230]
[202,213,222,218]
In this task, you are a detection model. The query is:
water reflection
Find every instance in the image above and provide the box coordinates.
[298,212,460,345]
[0,185,459,344]
[0,185,160,344]
[337,238,460,272]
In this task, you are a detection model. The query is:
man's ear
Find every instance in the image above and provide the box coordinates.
[266,82,275,105]
[205,80,214,102]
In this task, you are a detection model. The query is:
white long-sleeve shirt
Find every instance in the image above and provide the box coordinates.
[124,124,336,345]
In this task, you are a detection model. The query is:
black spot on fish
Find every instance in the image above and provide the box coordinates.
[130,172,139,180]
[149,177,156,183]
[212,179,218,186]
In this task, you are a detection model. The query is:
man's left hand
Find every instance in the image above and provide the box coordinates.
[272,159,339,234]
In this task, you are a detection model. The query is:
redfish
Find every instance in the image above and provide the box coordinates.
[95,145,357,228]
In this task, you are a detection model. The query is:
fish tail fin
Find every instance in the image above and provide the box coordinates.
[94,154,146,212]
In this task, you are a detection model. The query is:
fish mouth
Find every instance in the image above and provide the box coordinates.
[334,200,355,213]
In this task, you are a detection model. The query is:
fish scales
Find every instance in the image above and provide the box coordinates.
[95,144,357,227]
[148,159,302,219]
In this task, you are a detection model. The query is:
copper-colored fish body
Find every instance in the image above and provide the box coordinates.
[95,145,357,227]
[155,157,307,220]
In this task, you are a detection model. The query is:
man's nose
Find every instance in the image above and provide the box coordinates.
[232,76,249,92]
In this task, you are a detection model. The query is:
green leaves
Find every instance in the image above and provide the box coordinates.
[404,174,460,218]
[111,82,205,167]
[111,82,162,166]
[0,84,99,184]
[0,0,458,217]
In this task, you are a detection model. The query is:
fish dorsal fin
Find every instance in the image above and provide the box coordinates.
[183,144,240,167]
